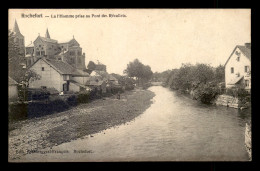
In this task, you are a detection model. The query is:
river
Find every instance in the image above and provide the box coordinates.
[21,86,251,161]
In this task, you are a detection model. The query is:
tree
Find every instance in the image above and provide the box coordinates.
[8,30,26,83]
[214,65,225,83]
[124,59,153,86]
[9,30,41,88]
[87,61,96,70]
[192,63,214,84]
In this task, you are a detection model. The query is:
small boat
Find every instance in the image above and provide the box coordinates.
[245,122,251,160]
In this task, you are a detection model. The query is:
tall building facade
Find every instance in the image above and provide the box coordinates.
[12,20,25,55]
[10,20,87,70]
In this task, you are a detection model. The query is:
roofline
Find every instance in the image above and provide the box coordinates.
[237,46,251,61]
[28,57,64,75]
[29,57,86,76]
[224,45,251,67]
[224,46,238,67]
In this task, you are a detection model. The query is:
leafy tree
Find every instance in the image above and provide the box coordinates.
[214,64,225,83]
[8,30,26,83]
[87,61,96,70]
[9,30,41,88]
[124,59,153,85]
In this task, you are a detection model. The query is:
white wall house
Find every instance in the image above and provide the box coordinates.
[28,57,89,93]
[224,43,251,91]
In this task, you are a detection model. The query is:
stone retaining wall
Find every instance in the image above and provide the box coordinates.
[214,94,240,108]
[245,123,252,160]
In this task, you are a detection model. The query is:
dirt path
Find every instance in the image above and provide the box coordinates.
[8,88,155,161]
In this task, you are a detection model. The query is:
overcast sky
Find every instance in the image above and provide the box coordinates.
[9,9,250,74]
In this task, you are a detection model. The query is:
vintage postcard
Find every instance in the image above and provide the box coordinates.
[8,9,251,162]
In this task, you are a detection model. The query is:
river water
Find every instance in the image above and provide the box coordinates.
[22,86,251,161]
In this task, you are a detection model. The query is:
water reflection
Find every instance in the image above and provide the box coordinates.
[24,86,251,161]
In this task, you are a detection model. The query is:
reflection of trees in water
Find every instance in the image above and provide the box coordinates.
[238,107,251,122]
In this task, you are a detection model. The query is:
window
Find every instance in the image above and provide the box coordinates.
[78,51,81,56]
[245,66,249,72]
[231,67,234,73]
[237,57,240,61]
[245,80,249,87]
[41,86,47,89]
[36,51,40,56]
[42,67,44,71]
[41,51,45,56]
[63,83,69,91]
[39,45,41,47]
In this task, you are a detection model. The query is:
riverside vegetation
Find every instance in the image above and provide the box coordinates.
[154,63,250,105]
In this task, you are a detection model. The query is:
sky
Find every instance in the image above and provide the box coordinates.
[9,9,251,75]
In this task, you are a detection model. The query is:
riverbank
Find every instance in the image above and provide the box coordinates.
[8,88,155,161]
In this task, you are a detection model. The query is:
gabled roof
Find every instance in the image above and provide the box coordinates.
[29,57,81,76]
[237,45,251,61]
[224,45,251,67]
[9,76,18,85]
[35,36,58,44]
[43,58,82,75]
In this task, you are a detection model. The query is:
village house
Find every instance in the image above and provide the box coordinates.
[28,57,89,93]
[8,77,19,101]
[224,43,251,92]
[11,20,120,95]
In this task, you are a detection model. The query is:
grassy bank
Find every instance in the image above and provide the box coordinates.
[8,88,155,160]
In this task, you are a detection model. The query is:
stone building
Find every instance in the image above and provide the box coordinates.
[12,20,25,55]
[11,20,89,93]
[24,26,86,71]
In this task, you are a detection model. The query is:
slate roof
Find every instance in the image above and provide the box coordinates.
[224,44,251,67]
[237,45,251,61]
[38,36,58,43]
[9,77,18,85]
[43,58,82,75]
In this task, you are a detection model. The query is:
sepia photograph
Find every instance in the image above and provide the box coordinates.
[8,9,251,162]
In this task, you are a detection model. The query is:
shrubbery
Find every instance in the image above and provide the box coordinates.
[164,63,225,104]
[111,86,124,94]
[194,83,220,104]
[226,87,251,104]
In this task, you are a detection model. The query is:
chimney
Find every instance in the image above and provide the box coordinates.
[245,43,251,49]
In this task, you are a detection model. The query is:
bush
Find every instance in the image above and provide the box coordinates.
[76,90,98,103]
[66,95,78,106]
[125,84,134,91]
[226,87,251,104]
[194,83,220,104]
[111,86,124,94]
[9,102,28,122]
[49,99,69,112]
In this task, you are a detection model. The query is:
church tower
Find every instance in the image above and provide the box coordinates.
[13,20,25,55]
[45,28,50,39]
